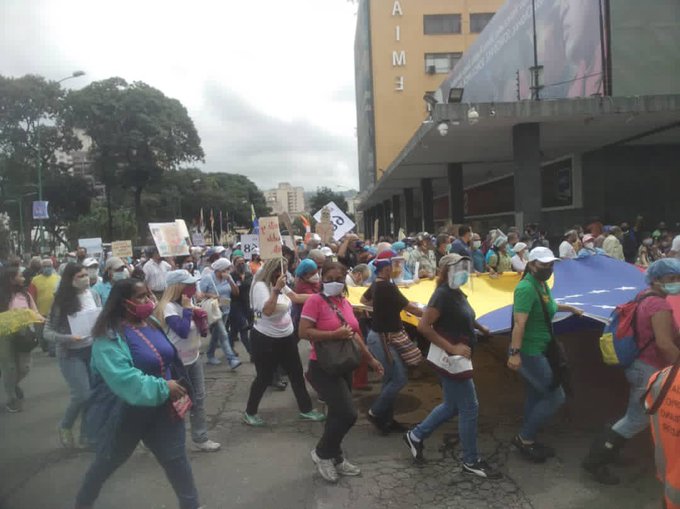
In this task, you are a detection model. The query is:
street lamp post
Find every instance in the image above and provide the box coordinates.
[6,192,38,255]
[35,70,86,252]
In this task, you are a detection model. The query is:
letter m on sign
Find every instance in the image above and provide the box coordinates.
[392,51,406,67]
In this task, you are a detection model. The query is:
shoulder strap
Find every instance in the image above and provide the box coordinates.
[320,294,348,326]
[531,282,555,341]
[642,357,680,415]
[632,292,663,355]
[128,326,166,376]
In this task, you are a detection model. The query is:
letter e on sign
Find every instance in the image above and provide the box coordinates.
[395,76,404,91]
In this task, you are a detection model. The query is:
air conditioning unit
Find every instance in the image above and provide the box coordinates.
[427,65,436,75]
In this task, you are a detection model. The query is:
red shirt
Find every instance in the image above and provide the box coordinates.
[636,294,680,370]
[301,294,360,361]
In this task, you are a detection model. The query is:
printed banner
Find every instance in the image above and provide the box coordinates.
[148,222,190,257]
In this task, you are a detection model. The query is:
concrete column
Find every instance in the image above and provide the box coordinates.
[404,188,415,234]
[421,178,434,233]
[513,123,541,230]
[363,209,372,239]
[447,163,465,224]
[383,199,392,237]
[392,195,401,235]
[375,203,384,237]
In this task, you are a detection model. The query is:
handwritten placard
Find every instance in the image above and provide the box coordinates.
[111,240,133,258]
[258,216,283,260]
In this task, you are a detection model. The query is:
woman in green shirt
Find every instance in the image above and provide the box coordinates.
[507,247,583,463]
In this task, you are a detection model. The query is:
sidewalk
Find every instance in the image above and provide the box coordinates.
[0,337,663,509]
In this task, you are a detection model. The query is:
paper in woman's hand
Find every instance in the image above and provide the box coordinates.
[67,308,102,339]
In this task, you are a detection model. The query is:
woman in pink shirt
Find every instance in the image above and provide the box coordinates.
[299,262,383,484]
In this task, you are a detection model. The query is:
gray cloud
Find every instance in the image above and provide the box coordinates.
[196,83,358,191]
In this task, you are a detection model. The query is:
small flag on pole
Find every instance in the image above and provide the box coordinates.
[251,204,259,234]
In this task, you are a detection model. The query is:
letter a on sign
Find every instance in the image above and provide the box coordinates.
[392,1,403,16]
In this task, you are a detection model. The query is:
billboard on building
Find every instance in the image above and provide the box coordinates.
[437,0,605,103]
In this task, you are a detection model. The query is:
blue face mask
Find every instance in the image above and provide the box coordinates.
[663,282,680,295]
[41,267,54,276]
[448,270,469,289]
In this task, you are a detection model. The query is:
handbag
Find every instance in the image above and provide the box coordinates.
[314,295,362,376]
[533,283,572,396]
[200,298,223,326]
[11,325,38,353]
[380,329,423,367]
[128,326,193,420]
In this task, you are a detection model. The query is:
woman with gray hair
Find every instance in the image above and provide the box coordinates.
[243,257,326,427]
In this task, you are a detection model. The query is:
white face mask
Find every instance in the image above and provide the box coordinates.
[322,282,345,297]
[87,268,99,279]
[472,241,482,249]
[308,273,321,283]
[73,275,90,290]
[112,269,129,281]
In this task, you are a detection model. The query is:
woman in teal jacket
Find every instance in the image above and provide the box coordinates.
[75,278,201,509]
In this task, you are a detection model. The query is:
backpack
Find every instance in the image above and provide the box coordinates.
[599,293,657,367]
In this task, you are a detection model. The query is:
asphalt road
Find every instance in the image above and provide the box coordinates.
[0,335,665,509]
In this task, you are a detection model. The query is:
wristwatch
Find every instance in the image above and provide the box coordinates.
[508,347,521,356]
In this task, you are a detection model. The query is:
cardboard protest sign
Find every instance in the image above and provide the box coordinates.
[111,240,133,258]
[312,201,356,241]
[148,222,190,257]
[239,234,259,260]
[258,216,283,260]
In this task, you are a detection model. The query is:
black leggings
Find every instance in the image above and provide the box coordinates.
[307,360,357,460]
[245,330,312,415]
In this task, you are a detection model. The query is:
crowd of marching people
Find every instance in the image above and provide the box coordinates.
[1,215,680,508]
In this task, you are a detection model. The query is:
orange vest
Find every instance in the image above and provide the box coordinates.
[646,366,680,509]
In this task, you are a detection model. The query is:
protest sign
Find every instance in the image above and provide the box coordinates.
[239,234,259,260]
[149,222,190,257]
[111,240,133,258]
[313,201,355,241]
[78,238,103,257]
[258,216,283,260]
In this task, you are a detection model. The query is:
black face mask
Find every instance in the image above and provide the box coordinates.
[533,267,553,282]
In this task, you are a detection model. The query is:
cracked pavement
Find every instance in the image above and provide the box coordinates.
[0,335,665,509]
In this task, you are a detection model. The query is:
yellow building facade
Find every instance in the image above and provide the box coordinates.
[357,0,505,186]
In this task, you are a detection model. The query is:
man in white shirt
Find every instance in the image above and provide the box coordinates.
[559,230,578,260]
[143,247,171,298]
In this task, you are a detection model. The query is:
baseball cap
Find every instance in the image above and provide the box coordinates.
[320,246,333,257]
[83,257,99,268]
[513,242,528,253]
[528,247,560,263]
[166,269,199,286]
[105,257,125,271]
[214,246,226,254]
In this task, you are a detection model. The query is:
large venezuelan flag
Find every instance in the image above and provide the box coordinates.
[347,255,648,334]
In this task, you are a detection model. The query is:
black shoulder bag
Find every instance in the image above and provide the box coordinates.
[313,295,362,376]
[533,283,572,396]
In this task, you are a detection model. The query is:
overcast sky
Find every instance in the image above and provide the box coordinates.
[0,0,360,192]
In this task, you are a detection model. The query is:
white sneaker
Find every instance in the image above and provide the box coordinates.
[194,439,221,452]
[335,458,361,476]
[311,449,339,483]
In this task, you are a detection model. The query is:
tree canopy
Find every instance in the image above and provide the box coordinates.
[309,186,349,215]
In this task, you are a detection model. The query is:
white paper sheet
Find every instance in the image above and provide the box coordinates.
[426,343,473,374]
[67,308,101,338]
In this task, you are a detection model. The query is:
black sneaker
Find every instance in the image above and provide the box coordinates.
[534,442,555,458]
[388,419,409,433]
[403,431,425,462]
[512,435,547,463]
[366,411,390,436]
[462,459,502,480]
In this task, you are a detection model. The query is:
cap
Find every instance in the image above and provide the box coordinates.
[391,241,406,252]
[253,248,260,255]
[528,247,560,263]
[105,257,125,271]
[513,242,528,253]
[320,247,333,257]
[166,269,199,286]
[40,258,53,267]
[214,246,226,254]
[211,259,232,272]
[582,234,595,244]
[231,249,244,259]
[83,257,99,268]
[376,249,397,260]
[294,258,318,278]
[438,253,470,269]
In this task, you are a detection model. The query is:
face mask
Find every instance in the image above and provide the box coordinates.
[308,273,321,283]
[73,276,90,290]
[183,285,197,299]
[41,267,54,276]
[448,270,469,289]
[584,242,594,250]
[323,282,345,297]
[87,268,99,279]
[125,299,156,320]
[643,239,653,247]
[472,241,482,249]
[663,283,680,295]
[533,267,553,282]
[112,269,129,281]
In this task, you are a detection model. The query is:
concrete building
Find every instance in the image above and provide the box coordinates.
[264,182,306,215]
[355,0,504,191]
[356,0,680,239]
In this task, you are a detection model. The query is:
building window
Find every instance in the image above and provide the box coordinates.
[424,53,462,74]
[423,14,461,35]
[470,13,494,34]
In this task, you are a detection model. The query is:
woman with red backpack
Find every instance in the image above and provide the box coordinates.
[582,258,680,484]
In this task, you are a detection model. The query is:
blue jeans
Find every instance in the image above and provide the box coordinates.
[59,347,92,441]
[612,359,658,439]
[186,359,208,444]
[76,404,200,509]
[518,352,565,441]
[412,375,479,464]
[207,317,238,364]
[367,330,408,422]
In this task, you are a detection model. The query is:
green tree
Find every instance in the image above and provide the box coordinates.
[42,173,93,250]
[309,186,349,215]
[66,78,204,241]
